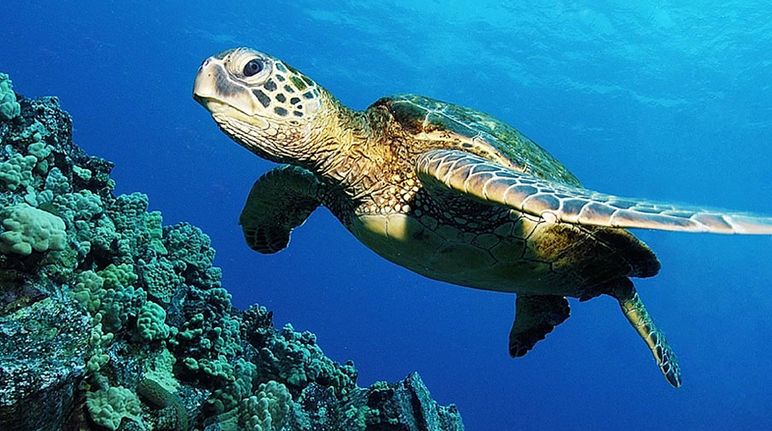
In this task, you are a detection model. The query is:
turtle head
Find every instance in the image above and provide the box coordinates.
[193,48,327,163]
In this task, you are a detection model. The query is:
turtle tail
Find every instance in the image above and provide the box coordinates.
[611,279,682,388]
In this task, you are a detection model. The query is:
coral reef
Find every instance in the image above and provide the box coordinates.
[0,76,464,430]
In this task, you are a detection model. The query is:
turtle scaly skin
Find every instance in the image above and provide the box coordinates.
[194,48,772,388]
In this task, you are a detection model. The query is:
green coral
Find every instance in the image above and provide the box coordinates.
[86,385,144,431]
[71,265,147,333]
[0,203,67,255]
[145,210,168,254]
[72,165,93,181]
[26,141,52,173]
[239,381,292,431]
[26,141,51,160]
[97,263,143,332]
[137,301,171,341]
[99,263,138,289]
[0,150,36,191]
[139,257,183,303]
[172,287,243,386]
[44,167,71,194]
[17,119,49,142]
[31,189,54,206]
[0,131,55,193]
[71,270,106,315]
[91,215,118,251]
[108,193,150,229]
[0,73,20,121]
[104,193,171,263]
[260,323,356,395]
[143,348,179,393]
[100,284,146,333]
[206,358,257,414]
[183,355,233,382]
[53,190,106,257]
[53,190,104,225]
[164,223,216,274]
[85,321,114,373]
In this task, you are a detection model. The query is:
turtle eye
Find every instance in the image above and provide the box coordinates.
[243,59,263,77]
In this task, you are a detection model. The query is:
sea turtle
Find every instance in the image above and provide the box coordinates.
[193,47,772,388]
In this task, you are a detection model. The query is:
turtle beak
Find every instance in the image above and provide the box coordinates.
[193,55,259,117]
[193,57,220,107]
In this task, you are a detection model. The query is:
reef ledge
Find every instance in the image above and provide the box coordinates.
[0,73,464,431]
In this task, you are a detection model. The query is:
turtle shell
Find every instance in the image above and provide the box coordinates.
[372,94,581,186]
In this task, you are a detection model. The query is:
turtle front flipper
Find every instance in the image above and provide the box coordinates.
[416,149,772,234]
[240,165,324,254]
[509,295,570,357]
[611,279,682,388]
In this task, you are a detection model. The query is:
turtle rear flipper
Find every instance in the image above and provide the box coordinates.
[612,279,682,388]
[509,295,570,357]
[240,165,324,254]
[416,149,772,235]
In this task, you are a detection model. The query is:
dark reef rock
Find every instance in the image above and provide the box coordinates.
[0,297,91,431]
[0,75,464,431]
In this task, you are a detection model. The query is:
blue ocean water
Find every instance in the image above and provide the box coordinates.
[4,1,772,429]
